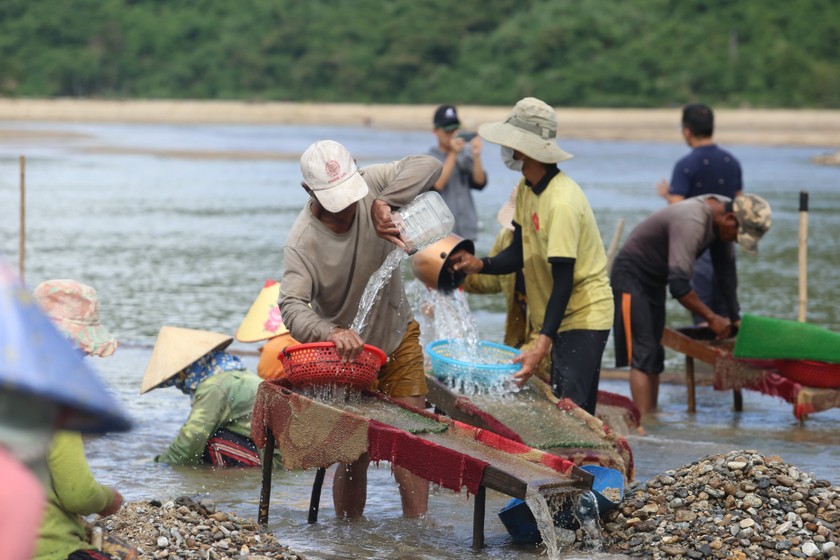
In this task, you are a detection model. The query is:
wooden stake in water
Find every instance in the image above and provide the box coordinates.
[19,155,26,282]
[605,217,624,275]
[797,191,808,322]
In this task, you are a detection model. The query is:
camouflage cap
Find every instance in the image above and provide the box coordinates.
[732,193,772,253]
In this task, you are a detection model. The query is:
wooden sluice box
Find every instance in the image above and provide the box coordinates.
[250,380,593,549]
[425,375,636,481]
[661,326,840,419]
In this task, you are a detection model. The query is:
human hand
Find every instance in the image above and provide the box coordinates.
[371,199,406,250]
[446,250,483,275]
[449,136,466,154]
[470,136,483,158]
[708,314,732,340]
[99,488,124,517]
[656,178,671,199]
[327,327,365,362]
[512,335,551,387]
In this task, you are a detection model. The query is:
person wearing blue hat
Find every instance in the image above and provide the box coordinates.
[0,260,131,560]
[32,279,128,560]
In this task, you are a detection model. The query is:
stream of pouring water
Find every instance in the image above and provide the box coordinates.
[525,484,604,559]
[350,249,408,335]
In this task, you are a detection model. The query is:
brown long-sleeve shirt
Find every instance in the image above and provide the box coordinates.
[280,155,442,355]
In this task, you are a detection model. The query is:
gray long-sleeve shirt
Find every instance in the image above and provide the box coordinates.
[611,196,739,319]
[280,155,442,356]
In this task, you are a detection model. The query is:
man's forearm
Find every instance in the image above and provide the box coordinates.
[677,290,716,322]
[471,156,486,187]
[433,152,458,191]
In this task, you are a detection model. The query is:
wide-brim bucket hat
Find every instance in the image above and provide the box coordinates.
[478,97,574,164]
[140,326,233,394]
[33,279,118,357]
[0,258,131,434]
[236,279,289,343]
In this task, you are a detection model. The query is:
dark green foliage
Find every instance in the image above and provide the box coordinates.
[0,0,837,107]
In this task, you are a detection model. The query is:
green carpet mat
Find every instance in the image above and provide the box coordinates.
[733,314,840,363]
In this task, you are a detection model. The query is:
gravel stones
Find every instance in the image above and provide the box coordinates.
[98,496,303,559]
[602,450,839,560]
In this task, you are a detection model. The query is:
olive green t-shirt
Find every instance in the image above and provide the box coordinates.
[514,171,614,333]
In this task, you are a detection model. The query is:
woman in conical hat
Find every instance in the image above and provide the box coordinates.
[141,326,280,468]
[235,279,299,380]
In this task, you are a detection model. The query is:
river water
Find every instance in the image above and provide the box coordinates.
[1,120,839,559]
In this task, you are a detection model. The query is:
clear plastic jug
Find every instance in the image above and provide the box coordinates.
[391,191,455,255]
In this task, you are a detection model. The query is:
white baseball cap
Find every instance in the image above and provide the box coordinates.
[300,140,369,213]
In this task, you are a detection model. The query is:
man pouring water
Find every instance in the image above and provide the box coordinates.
[279,140,442,518]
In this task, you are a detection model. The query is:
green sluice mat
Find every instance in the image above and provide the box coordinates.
[469,391,611,450]
[331,397,448,435]
[733,314,840,363]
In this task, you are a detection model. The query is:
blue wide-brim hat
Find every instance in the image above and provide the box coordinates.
[0,257,131,434]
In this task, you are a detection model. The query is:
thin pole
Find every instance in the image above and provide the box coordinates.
[606,217,625,275]
[19,155,26,282]
[797,191,809,322]
[258,427,275,525]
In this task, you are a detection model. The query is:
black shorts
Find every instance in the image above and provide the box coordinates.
[551,329,610,415]
[612,271,666,375]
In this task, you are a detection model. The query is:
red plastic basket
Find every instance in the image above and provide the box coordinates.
[280,342,387,390]
[776,360,840,389]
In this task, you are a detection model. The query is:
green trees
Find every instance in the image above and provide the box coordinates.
[0,0,838,107]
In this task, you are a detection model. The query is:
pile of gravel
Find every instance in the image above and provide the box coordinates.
[602,450,839,559]
[98,496,304,559]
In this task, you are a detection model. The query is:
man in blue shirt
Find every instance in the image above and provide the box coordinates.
[656,104,743,323]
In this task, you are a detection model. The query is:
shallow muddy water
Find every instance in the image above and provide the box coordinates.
[1,121,838,558]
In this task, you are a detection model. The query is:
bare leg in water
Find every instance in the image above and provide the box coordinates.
[332,394,429,518]
[630,368,659,416]
[333,453,370,519]
[391,394,429,518]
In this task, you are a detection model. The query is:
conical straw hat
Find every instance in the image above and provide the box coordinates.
[235,279,289,343]
[140,326,233,394]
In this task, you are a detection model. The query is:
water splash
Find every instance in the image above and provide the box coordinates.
[573,491,603,551]
[410,283,481,353]
[299,384,366,405]
[350,249,408,335]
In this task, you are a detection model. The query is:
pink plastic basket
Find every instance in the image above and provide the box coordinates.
[281,342,386,390]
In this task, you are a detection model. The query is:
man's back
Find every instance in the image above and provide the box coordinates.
[670,144,742,199]
[612,198,716,291]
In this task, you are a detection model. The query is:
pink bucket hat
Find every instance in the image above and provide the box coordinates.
[33,279,118,357]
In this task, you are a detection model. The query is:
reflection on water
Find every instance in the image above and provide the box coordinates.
[1,121,839,559]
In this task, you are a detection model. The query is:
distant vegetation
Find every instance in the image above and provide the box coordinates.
[1,0,839,107]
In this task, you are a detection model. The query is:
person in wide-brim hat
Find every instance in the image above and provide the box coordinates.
[141,326,280,468]
[32,278,130,560]
[235,279,299,381]
[447,96,614,417]
[478,97,574,164]
[33,279,119,358]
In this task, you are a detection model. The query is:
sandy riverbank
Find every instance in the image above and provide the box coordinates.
[2,98,840,149]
